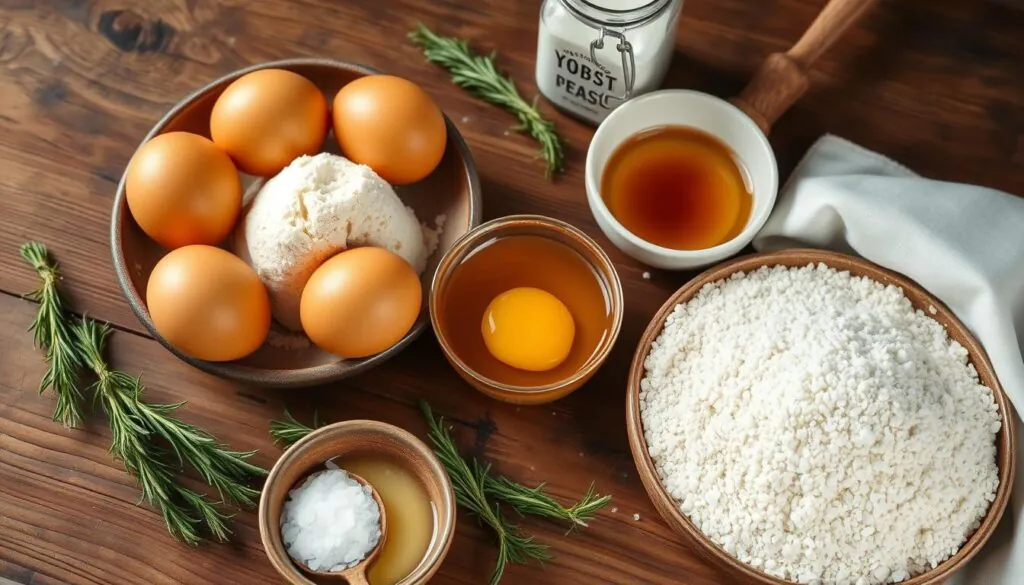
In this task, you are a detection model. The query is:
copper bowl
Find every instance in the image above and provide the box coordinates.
[429,215,624,405]
[626,249,1016,585]
[259,420,456,585]
[110,58,482,388]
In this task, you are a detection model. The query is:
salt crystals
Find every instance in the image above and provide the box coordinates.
[281,469,382,572]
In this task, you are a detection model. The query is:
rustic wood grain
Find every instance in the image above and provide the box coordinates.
[0,290,728,584]
[0,0,1023,583]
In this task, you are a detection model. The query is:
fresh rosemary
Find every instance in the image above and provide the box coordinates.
[20,242,85,428]
[419,400,551,584]
[269,409,322,446]
[268,402,612,583]
[484,476,611,529]
[409,23,566,177]
[20,242,266,544]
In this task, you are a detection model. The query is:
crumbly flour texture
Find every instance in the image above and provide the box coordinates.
[640,263,1000,585]
[236,153,438,331]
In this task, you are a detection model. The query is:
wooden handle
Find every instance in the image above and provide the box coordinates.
[730,0,877,134]
[345,572,370,585]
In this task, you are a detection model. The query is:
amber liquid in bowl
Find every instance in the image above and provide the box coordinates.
[602,125,752,250]
[437,234,613,388]
[336,455,434,585]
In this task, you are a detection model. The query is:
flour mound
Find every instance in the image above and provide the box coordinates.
[640,263,1000,585]
[236,153,428,330]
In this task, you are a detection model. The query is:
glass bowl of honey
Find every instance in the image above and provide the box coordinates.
[429,215,623,405]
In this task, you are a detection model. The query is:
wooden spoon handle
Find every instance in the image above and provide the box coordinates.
[730,0,877,134]
[345,572,371,585]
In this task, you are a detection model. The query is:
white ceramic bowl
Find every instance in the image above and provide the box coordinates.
[585,90,779,270]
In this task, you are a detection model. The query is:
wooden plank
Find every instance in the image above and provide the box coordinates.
[0,292,728,583]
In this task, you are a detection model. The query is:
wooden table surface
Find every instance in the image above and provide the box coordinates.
[1,1,1023,584]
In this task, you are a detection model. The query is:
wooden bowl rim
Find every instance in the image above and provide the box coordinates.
[258,419,457,585]
[109,58,483,387]
[625,248,1017,585]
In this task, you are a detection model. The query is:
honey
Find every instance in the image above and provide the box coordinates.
[601,125,752,250]
[336,455,434,585]
[437,235,612,388]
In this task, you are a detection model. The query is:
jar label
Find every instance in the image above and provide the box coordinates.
[536,33,621,124]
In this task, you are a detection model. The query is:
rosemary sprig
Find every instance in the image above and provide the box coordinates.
[485,477,611,529]
[20,242,85,428]
[269,409,322,446]
[420,401,551,585]
[73,318,265,542]
[409,23,565,177]
[19,241,265,544]
[92,361,230,544]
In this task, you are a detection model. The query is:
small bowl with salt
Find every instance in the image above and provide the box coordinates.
[260,420,456,585]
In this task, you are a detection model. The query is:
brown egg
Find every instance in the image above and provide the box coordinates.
[332,75,447,185]
[211,69,329,176]
[125,132,241,249]
[300,247,422,358]
[147,245,271,361]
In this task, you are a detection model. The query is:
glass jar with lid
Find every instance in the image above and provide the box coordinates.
[535,0,683,125]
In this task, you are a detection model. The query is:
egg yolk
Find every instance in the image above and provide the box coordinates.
[481,287,575,372]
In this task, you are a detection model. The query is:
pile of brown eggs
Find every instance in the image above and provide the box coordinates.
[125,69,448,362]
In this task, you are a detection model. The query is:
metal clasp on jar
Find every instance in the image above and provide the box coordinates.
[589,27,636,108]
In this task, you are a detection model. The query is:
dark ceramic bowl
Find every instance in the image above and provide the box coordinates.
[111,58,482,387]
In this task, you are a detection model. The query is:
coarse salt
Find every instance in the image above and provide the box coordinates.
[640,263,1000,585]
[281,468,382,572]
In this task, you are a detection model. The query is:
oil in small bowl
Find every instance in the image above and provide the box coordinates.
[336,455,435,584]
[601,125,753,250]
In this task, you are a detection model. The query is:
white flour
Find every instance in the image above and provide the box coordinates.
[640,263,1001,584]
[235,153,429,331]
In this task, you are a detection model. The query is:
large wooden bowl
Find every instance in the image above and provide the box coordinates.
[110,58,481,387]
[626,249,1016,585]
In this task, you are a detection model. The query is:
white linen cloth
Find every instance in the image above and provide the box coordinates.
[752,134,1024,585]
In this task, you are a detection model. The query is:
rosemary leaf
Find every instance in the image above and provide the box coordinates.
[485,477,611,529]
[20,242,86,428]
[269,409,324,446]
